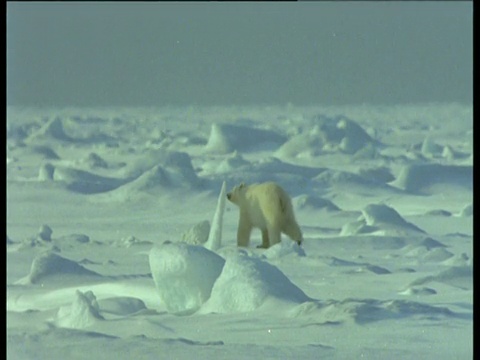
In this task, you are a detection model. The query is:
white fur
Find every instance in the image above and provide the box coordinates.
[227,182,303,248]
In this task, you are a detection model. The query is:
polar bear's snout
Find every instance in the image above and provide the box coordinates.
[226,192,232,200]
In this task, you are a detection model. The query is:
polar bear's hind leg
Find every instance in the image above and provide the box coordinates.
[258,229,270,249]
[267,224,281,247]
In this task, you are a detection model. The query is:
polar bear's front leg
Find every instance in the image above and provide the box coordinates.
[237,213,252,247]
[258,229,270,249]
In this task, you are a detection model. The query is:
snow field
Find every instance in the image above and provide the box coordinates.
[7,104,472,359]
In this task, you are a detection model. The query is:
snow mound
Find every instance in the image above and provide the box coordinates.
[458,203,473,217]
[352,142,382,160]
[404,244,454,263]
[99,167,189,201]
[341,204,425,236]
[57,233,91,244]
[205,123,286,154]
[56,290,104,329]
[261,240,306,260]
[16,251,100,285]
[399,287,437,296]
[411,137,469,160]
[214,151,250,173]
[82,152,109,169]
[252,157,322,178]
[181,220,210,245]
[362,204,423,230]
[314,169,366,186]
[274,129,324,158]
[294,195,340,211]
[424,209,452,217]
[212,156,321,192]
[26,117,71,143]
[420,136,444,157]
[97,296,147,316]
[38,163,55,181]
[26,116,117,145]
[442,145,470,160]
[47,165,126,193]
[38,224,53,241]
[320,256,390,275]
[391,164,473,194]
[16,145,61,160]
[442,253,470,267]
[120,149,197,178]
[7,122,29,142]
[101,151,200,201]
[313,169,398,196]
[276,115,376,157]
[421,247,454,262]
[357,166,395,184]
[115,165,170,194]
[113,235,152,247]
[199,252,310,314]
[149,242,225,315]
[419,237,447,249]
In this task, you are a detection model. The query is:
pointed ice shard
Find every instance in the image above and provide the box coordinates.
[204,181,227,251]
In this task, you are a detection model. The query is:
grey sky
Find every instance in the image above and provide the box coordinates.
[7,2,472,107]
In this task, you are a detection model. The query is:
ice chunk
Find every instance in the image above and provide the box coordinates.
[421,136,443,157]
[182,220,210,245]
[262,241,306,260]
[56,290,104,329]
[459,203,473,217]
[204,181,226,251]
[38,224,53,242]
[38,163,55,181]
[149,242,225,315]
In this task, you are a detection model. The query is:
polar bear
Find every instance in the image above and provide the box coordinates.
[226,182,303,248]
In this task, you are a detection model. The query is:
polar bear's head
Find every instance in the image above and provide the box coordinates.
[226,182,246,205]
